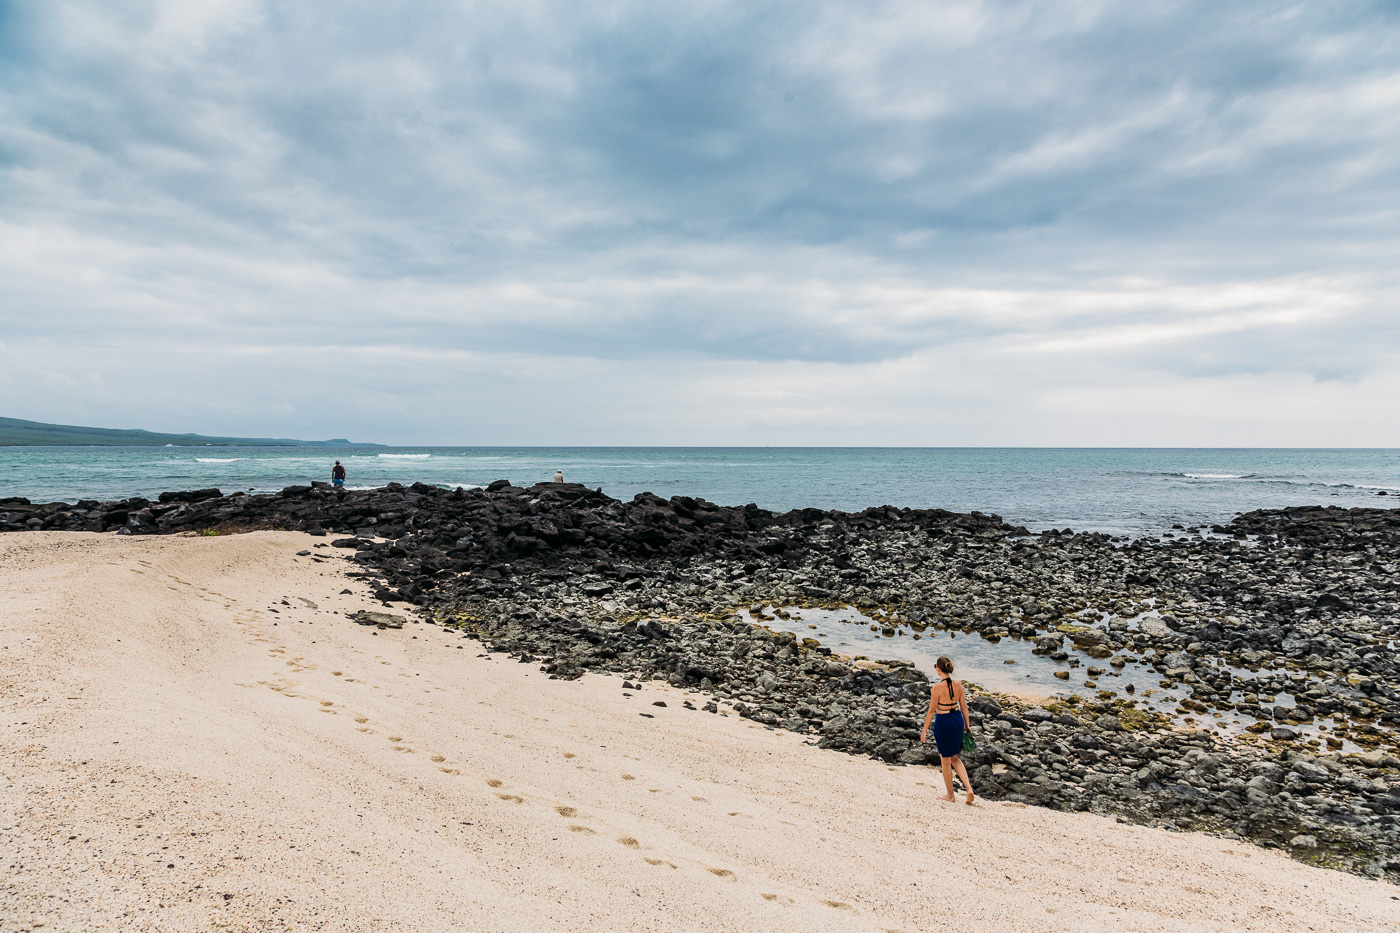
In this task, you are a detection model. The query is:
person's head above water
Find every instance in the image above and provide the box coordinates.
[936,656,954,676]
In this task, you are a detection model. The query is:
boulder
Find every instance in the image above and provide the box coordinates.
[157,488,223,504]
[353,610,407,629]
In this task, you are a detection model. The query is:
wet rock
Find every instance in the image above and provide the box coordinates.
[1139,618,1174,638]
[970,698,1003,717]
[158,488,223,504]
[1163,651,1194,670]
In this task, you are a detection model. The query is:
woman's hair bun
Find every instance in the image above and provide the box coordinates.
[936,656,954,674]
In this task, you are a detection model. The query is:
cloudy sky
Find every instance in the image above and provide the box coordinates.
[2,1,1398,445]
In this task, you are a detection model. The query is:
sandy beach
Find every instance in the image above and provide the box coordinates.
[2,531,1398,932]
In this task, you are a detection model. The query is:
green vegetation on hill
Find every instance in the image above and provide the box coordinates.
[0,416,380,448]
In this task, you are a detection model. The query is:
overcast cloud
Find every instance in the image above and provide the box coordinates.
[2,1,1398,445]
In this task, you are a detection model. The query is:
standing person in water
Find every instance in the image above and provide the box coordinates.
[920,656,975,804]
[331,460,346,488]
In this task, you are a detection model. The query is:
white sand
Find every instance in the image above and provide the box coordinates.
[2,531,1397,932]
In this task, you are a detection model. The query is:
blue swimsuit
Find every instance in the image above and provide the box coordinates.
[932,677,965,758]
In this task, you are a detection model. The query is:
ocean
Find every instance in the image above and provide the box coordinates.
[2,447,1397,536]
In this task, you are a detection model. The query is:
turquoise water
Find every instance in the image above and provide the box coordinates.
[1,447,1397,536]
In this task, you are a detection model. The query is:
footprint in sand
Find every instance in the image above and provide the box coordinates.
[708,868,734,879]
[554,806,577,817]
[439,767,460,775]
[643,858,677,868]
[496,794,524,803]
[820,900,854,911]
[485,779,502,788]
[568,825,595,835]
[430,755,445,763]
[618,837,640,849]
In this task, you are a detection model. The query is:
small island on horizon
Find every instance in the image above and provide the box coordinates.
[0,415,381,448]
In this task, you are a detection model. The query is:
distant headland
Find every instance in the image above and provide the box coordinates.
[0,416,382,448]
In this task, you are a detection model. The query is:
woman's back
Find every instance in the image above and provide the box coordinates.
[935,677,961,712]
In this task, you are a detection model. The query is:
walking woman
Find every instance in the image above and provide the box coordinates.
[920,656,975,804]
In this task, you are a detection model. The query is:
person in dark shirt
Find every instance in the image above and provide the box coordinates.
[332,460,346,488]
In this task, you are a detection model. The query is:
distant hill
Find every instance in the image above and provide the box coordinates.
[0,416,382,448]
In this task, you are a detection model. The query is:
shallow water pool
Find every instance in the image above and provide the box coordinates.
[744,605,1366,752]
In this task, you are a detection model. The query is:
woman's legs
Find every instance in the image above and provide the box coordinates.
[951,756,975,803]
[939,757,956,801]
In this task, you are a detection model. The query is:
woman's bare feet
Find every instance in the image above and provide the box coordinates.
[964,793,976,805]
[938,793,956,802]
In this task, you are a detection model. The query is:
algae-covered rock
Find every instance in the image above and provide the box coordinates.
[353,610,407,629]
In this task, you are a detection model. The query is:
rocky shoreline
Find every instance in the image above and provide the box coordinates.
[4,481,1399,880]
